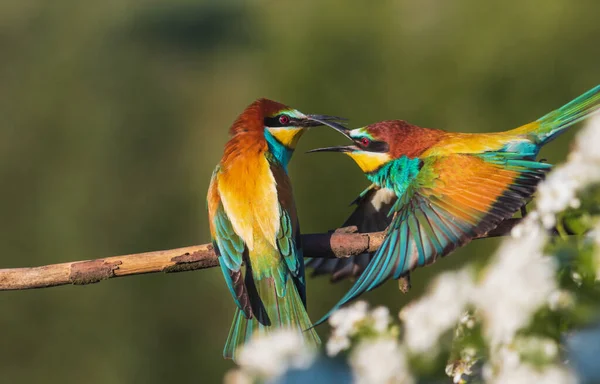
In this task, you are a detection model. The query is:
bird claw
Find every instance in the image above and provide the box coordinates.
[398,273,411,293]
[333,226,359,234]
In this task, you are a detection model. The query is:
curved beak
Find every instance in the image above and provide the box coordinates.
[305,115,358,154]
[305,114,350,136]
[306,145,358,153]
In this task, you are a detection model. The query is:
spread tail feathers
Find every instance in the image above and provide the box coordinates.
[514,85,600,144]
[223,276,320,360]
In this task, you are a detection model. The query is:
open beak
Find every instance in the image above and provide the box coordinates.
[306,145,358,153]
[305,115,359,153]
[305,114,349,133]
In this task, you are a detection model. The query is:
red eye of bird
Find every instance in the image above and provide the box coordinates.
[360,137,371,146]
[279,115,290,125]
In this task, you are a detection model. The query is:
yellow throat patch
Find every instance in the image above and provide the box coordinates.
[267,127,305,149]
[347,151,391,173]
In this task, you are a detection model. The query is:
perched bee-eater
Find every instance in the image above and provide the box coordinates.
[309,85,600,325]
[207,98,343,359]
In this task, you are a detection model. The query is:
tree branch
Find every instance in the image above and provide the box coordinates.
[0,218,520,291]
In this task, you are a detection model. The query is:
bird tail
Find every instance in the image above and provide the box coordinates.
[223,274,320,361]
[511,85,600,144]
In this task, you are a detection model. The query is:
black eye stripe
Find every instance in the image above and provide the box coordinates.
[354,138,389,153]
[264,115,299,127]
[369,141,389,152]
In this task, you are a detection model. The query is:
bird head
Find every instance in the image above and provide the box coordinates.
[308,120,444,173]
[258,99,346,150]
[307,121,393,173]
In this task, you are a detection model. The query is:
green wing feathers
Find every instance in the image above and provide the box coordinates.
[276,206,307,305]
[212,205,254,319]
[277,207,301,278]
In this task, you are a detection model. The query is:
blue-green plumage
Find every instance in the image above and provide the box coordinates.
[264,129,294,171]
[366,156,422,196]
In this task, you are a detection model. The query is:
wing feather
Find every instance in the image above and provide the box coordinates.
[314,154,550,326]
[207,170,253,318]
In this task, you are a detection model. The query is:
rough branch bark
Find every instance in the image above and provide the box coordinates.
[0,218,520,291]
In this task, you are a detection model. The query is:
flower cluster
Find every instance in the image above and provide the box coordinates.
[327,301,412,383]
[225,329,317,384]
[400,269,474,354]
[475,221,556,348]
[327,301,396,357]
[349,338,413,384]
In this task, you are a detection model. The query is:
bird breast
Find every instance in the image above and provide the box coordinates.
[217,152,280,251]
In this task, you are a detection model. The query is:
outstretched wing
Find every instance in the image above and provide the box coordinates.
[314,154,550,326]
[306,185,396,282]
[207,169,253,319]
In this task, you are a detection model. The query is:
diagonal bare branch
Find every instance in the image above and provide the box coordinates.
[0,218,520,291]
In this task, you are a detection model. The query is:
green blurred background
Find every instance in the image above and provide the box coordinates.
[0,0,599,382]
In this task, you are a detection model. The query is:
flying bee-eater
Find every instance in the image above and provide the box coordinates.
[207,98,344,359]
[309,85,600,325]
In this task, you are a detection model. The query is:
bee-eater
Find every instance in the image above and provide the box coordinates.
[309,85,600,325]
[207,98,343,359]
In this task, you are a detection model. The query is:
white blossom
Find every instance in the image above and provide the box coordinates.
[371,306,392,333]
[400,269,474,354]
[446,347,477,383]
[459,311,477,330]
[326,301,394,357]
[573,112,600,162]
[571,271,583,286]
[329,300,368,337]
[547,290,575,311]
[236,329,317,379]
[326,301,369,357]
[349,338,414,384]
[473,224,556,347]
[326,334,351,357]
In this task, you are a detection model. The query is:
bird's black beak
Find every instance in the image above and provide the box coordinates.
[305,114,349,133]
[306,145,357,153]
[305,115,358,153]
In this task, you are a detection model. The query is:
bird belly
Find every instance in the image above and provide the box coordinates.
[217,152,280,251]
